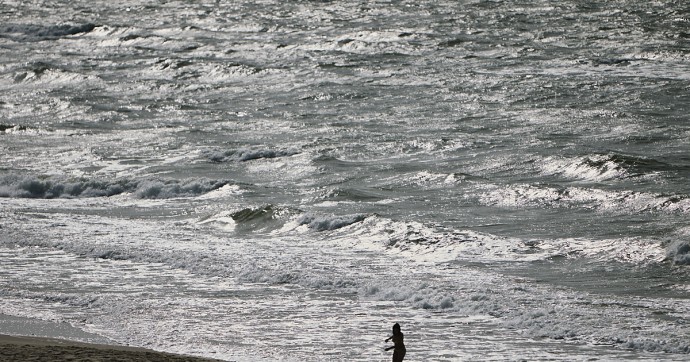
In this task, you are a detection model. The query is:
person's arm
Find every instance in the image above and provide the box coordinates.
[385,346,394,351]
[385,335,392,342]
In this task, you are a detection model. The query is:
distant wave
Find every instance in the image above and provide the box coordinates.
[331,30,422,56]
[0,23,96,41]
[666,240,690,265]
[540,153,674,182]
[312,187,385,203]
[7,61,102,86]
[202,147,299,162]
[134,179,231,199]
[0,124,28,134]
[0,174,231,199]
[297,213,368,231]
[198,204,299,233]
[480,183,690,214]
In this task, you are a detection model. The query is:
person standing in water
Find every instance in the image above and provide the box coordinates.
[385,323,406,362]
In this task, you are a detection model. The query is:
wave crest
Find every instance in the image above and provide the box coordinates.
[541,153,671,182]
[480,183,690,214]
[0,23,96,41]
[0,174,231,199]
[666,240,690,265]
[297,213,368,231]
[203,147,299,162]
[198,205,299,233]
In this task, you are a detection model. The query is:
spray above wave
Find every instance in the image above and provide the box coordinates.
[0,174,232,199]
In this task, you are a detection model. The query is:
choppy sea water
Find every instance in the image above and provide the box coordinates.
[1,1,690,360]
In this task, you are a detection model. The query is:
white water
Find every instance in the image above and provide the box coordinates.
[2,0,690,360]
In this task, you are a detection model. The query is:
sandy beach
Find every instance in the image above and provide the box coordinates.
[0,334,225,362]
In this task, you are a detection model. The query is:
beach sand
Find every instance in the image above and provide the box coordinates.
[0,334,225,362]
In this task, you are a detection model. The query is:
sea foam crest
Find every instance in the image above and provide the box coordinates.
[360,281,457,310]
[306,214,550,263]
[540,153,671,182]
[480,183,690,214]
[541,154,627,181]
[321,214,668,265]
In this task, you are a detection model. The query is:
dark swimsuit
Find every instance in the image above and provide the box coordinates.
[391,333,406,362]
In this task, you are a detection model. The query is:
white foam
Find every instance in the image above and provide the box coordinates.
[540,155,627,181]
[327,30,424,56]
[0,173,233,200]
[194,184,242,200]
[197,212,237,231]
[480,183,690,214]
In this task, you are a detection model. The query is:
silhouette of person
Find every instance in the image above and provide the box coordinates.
[385,323,406,362]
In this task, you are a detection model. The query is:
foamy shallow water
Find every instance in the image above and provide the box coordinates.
[2,0,690,360]
[2,196,689,361]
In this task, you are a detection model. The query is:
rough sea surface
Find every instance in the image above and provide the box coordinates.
[1,1,690,360]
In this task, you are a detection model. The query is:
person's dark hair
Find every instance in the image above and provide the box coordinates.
[393,323,401,333]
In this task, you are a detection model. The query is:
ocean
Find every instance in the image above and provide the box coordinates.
[1,0,689,360]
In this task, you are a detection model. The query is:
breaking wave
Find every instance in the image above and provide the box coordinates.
[198,204,299,233]
[202,148,299,162]
[0,23,97,41]
[0,124,29,134]
[296,213,369,232]
[0,174,231,199]
[540,153,676,182]
[480,183,690,214]
[133,179,231,199]
[666,239,690,265]
[5,62,103,87]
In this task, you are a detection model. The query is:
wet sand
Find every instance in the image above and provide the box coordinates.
[0,334,225,362]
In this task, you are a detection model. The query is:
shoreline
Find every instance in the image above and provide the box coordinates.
[0,334,226,362]
[0,313,225,361]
